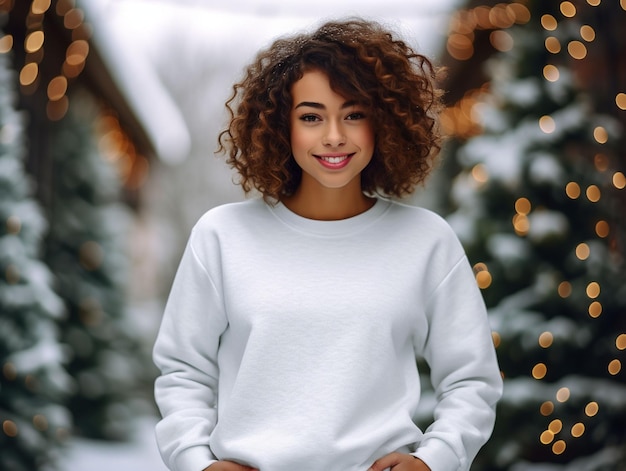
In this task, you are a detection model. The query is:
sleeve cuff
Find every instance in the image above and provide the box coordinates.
[174,445,216,471]
[413,437,462,471]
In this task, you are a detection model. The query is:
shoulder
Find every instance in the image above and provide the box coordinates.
[193,198,269,233]
[385,200,458,239]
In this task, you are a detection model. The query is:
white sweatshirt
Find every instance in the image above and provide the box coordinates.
[153,198,502,471]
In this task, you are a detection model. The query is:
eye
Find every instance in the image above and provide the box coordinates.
[346,111,366,120]
[299,114,320,122]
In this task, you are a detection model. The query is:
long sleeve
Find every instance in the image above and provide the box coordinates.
[413,255,503,471]
[153,230,227,471]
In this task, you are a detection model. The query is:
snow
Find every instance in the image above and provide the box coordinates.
[61,416,168,471]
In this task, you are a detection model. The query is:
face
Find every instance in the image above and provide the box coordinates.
[289,69,375,194]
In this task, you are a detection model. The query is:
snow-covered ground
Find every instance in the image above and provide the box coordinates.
[61,416,168,471]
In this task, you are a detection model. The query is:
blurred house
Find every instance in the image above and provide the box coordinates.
[3,0,190,208]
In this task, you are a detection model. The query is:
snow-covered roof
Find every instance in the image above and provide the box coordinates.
[79,0,191,164]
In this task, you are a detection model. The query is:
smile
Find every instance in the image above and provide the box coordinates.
[314,153,354,169]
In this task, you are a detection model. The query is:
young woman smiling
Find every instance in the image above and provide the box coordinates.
[153,18,503,471]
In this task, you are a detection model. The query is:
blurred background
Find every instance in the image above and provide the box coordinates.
[0,0,624,470]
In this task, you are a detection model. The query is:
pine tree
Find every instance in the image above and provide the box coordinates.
[441,1,626,469]
[0,43,72,471]
[44,93,146,441]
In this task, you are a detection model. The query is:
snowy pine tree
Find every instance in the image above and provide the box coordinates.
[442,1,626,469]
[44,94,146,441]
[0,43,72,471]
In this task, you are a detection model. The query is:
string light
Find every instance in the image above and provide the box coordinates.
[575,243,590,260]
[612,172,625,189]
[593,126,608,144]
[588,301,602,318]
[585,402,599,416]
[571,423,585,438]
[556,387,570,402]
[541,14,558,31]
[473,262,492,289]
[540,401,555,416]
[608,359,621,375]
[560,1,577,17]
[543,64,560,82]
[567,40,587,59]
[545,37,561,54]
[539,115,556,133]
[586,281,600,298]
[617,334,626,350]
[586,185,601,202]
[565,182,581,199]
[616,93,626,110]
[558,281,572,298]
[580,25,596,42]
[539,332,554,348]
[532,363,548,379]
[552,440,567,455]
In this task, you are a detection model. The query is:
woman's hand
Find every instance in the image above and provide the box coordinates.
[204,461,258,471]
[368,452,432,471]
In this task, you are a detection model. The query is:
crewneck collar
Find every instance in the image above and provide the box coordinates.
[267,198,391,237]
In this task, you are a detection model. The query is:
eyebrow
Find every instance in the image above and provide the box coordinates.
[294,100,359,110]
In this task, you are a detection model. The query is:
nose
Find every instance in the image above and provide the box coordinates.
[322,120,346,147]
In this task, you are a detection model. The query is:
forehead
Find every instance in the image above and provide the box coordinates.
[290,70,351,104]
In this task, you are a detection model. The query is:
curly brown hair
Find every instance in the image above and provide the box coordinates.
[217,18,444,201]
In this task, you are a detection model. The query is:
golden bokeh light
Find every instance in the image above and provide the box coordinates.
[63,8,84,30]
[541,14,558,30]
[476,270,493,289]
[580,25,596,41]
[543,64,560,82]
[32,0,52,14]
[586,281,600,299]
[613,172,626,189]
[575,243,590,260]
[540,430,555,444]
[617,334,626,350]
[25,30,44,53]
[586,0,601,5]
[540,401,555,416]
[588,301,602,318]
[471,164,489,184]
[617,93,626,110]
[539,331,554,348]
[3,420,18,437]
[545,36,561,54]
[556,387,570,402]
[558,281,572,298]
[593,126,608,144]
[586,185,601,202]
[585,402,599,417]
[549,419,563,433]
[608,359,622,375]
[490,30,514,51]
[571,423,585,438]
[532,363,548,379]
[515,197,531,215]
[565,182,581,199]
[47,75,68,101]
[568,41,587,59]
[539,115,556,133]
[552,440,567,455]
[492,331,501,348]
[0,34,13,54]
[19,62,39,86]
[447,33,474,60]
[560,1,577,17]
[513,213,530,236]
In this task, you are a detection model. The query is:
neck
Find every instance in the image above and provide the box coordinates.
[282,178,375,221]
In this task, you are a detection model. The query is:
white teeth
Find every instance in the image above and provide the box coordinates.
[320,155,348,163]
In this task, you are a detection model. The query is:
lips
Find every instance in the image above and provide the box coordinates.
[314,153,354,169]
